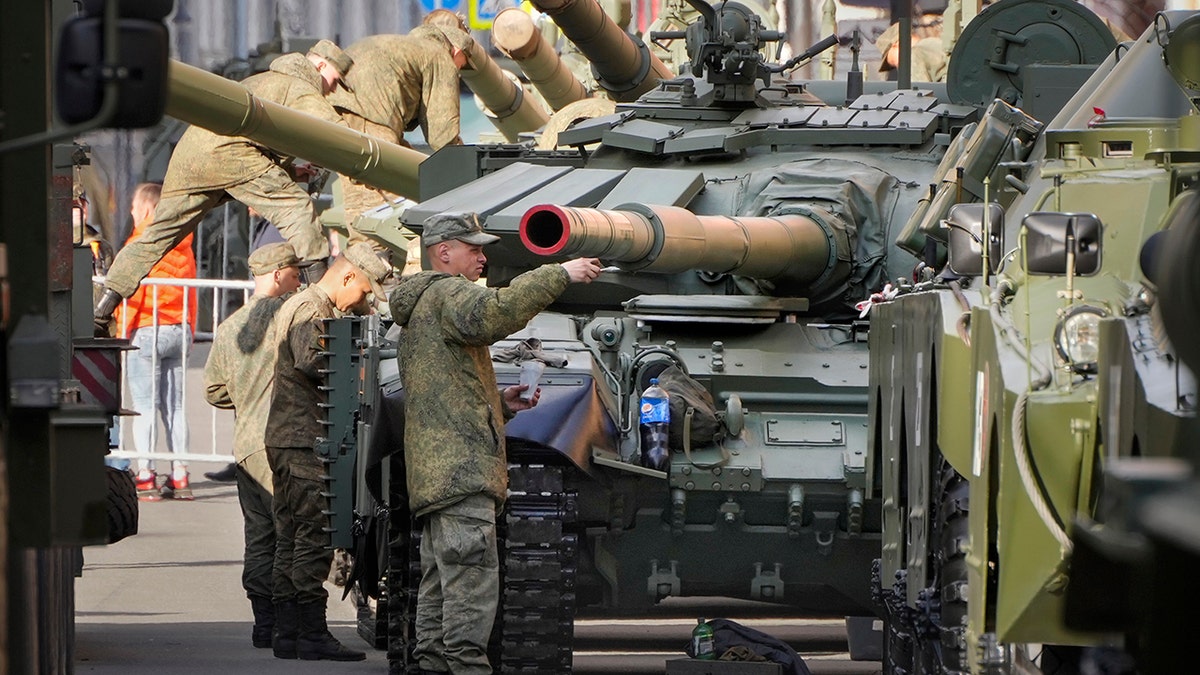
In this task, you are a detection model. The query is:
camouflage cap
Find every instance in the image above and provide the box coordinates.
[308,39,355,89]
[422,212,500,248]
[429,24,474,53]
[248,242,311,276]
[343,242,393,300]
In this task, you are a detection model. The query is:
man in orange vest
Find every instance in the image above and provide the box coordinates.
[117,182,198,501]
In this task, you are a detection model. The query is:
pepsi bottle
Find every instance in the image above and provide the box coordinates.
[639,378,670,471]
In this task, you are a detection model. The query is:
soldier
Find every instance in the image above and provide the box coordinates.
[264,243,391,662]
[203,242,309,650]
[388,213,601,674]
[94,40,354,334]
[326,25,472,245]
[875,8,946,83]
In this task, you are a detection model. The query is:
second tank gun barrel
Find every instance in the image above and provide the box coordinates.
[166,60,427,199]
[520,203,843,286]
[459,30,551,140]
[530,0,673,101]
[492,7,589,111]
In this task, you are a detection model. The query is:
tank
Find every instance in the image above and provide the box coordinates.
[866,5,1199,673]
[306,1,1124,672]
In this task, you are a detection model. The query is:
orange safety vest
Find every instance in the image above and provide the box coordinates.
[118,219,198,337]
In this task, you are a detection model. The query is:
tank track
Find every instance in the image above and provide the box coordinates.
[494,461,579,673]
[385,461,579,674]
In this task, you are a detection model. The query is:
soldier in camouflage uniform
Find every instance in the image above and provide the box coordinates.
[203,242,309,650]
[875,11,947,83]
[264,243,391,662]
[94,40,354,332]
[326,25,471,244]
[388,213,601,674]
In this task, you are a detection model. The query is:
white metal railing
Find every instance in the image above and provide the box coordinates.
[95,275,255,465]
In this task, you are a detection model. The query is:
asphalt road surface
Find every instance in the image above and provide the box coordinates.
[75,464,881,674]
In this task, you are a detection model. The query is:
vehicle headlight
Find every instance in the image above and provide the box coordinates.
[1054,305,1106,374]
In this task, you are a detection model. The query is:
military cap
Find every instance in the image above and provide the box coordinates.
[428,24,474,53]
[343,242,393,301]
[248,242,312,276]
[307,39,355,89]
[423,8,469,34]
[422,212,500,248]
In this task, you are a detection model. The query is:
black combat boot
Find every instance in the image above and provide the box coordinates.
[93,288,122,337]
[297,600,366,661]
[272,598,299,659]
[304,259,328,285]
[249,595,275,648]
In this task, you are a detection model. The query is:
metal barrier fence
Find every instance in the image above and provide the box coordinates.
[96,276,255,466]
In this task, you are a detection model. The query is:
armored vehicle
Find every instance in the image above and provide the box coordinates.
[127,0,1120,671]
[867,7,1199,673]
[311,1,1118,672]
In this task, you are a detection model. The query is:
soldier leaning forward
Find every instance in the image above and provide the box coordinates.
[95,40,353,332]
[264,243,392,662]
[326,25,471,246]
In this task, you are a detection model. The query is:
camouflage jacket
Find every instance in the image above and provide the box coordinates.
[327,30,462,151]
[389,264,569,516]
[264,285,336,449]
[204,294,288,465]
[163,52,346,192]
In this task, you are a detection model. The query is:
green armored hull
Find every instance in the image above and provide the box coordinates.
[868,9,1200,673]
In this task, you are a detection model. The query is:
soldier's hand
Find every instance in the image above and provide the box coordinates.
[503,384,540,412]
[561,258,602,283]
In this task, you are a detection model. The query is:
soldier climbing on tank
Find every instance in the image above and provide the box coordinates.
[93,40,354,336]
[326,24,472,249]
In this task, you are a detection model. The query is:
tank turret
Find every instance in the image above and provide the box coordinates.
[458,29,551,141]
[491,7,590,112]
[529,0,673,101]
[166,60,428,200]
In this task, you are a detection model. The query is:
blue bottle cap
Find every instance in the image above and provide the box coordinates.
[650,378,658,384]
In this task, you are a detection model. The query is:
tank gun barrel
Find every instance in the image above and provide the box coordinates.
[166,60,426,199]
[529,0,673,101]
[520,203,841,286]
[492,8,589,111]
[459,31,551,141]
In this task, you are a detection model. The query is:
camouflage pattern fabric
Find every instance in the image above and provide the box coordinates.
[337,110,403,250]
[413,494,500,674]
[264,285,335,449]
[327,30,463,151]
[264,285,339,602]
[388,263,569,517]
[873,20,947,83]
[236,460,274,600]
[104,53,340,298]
[204,294,289,493]
[267,445,333,602]
[205,293,291,601]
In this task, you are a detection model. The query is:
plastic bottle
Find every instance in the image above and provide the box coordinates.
[691,618,715,660]
[639,377,670,470]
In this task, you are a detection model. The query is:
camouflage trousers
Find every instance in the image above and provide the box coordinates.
[236,452,274,601]
[267,446,332,603]
[105,161,329,298]
[414,494,500,675]
[336,110,402,253]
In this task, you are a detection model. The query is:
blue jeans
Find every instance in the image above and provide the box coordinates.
[127,323,191,473]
